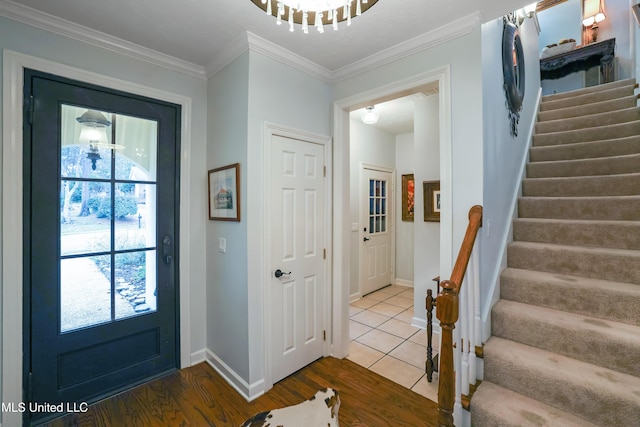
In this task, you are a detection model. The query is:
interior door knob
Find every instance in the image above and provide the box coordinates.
[363,237,370,242]
[274,269,291,278]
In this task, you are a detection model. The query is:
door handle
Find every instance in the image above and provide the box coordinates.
[363,237,370,242]
[274,269,291,278]
[162,235,173,265]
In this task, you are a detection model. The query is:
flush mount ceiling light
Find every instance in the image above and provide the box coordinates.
[251,0,379,34]
[361,106,379,124]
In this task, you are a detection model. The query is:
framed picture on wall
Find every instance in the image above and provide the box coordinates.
[208,163,240,221]
[423,180,441,222]
[401,174,415,222]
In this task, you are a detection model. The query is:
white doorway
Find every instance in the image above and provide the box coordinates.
[265,126,331,385]
[332,67,452,359]
[360,165,394,296]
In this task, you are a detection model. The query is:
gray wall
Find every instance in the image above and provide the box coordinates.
[480,15,541,338]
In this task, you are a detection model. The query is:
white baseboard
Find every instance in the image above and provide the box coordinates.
[190,349,207,365]
[205,349,265,402]
[395,278,414,287]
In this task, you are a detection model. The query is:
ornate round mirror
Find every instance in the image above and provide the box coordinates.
[502,20,525,136]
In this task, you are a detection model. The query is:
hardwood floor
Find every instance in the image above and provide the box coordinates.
[44,357,438,426]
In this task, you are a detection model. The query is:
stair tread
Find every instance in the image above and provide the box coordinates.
[535,119,640,137]
[524,171,640,181]
[540,86,637,112]
[541,78,636,102]
[494,299,640,341]
[533,120,640,147]
[472,381,600,427]
[529,151,640,168]
[514,217,640,226]
[485,337,640,391]
[535,106,640,134]
[509,239,640,256]
[502,267,640,293]
[483,338,640,426]
[500,268,640,327]
[537,95,639,122]
[520,194,640,201]
[529,134,640,162]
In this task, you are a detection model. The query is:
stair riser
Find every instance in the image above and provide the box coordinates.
[533,121,640,146]
[508,243,640,284]
[513,219,640,250]
[500,269,640,326]
[529,136,640,162]
[535,108,640,134]
[492,303,640,377]
[522,174,640,197]
[540,86,635,111]
[538,96,638,122]
[527,154,640,178]
[483,344,640,427]
[542,78,636,102]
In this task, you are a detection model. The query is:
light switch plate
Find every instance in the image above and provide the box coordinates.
[219,237,226,253]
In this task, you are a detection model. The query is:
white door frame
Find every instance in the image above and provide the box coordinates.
[2,50,193,427]
[332,66,452,358]
[262,122,332,391]
[359,163,395,298]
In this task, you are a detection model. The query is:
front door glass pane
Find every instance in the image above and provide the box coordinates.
[59,105,159,333]
[60,255,111,332]
[368,178,387,234]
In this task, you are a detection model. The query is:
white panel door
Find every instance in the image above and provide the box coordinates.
[270,134,326,383]
[361,168,393,295]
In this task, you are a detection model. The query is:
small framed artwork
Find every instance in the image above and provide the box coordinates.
[401,174,415,222]
[423,180,441,222]
[208,163,240,221]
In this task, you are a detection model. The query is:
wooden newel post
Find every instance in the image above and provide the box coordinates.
[436,279,459,427]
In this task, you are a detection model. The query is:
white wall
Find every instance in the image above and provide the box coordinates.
[412,95,440,326]
[348,119,396,298]
[207,47,332,397]
[395,132,415,286]
[0,14,208,424]
[599,0,634,79]
[207,51,251,382]
[480,16,541,339]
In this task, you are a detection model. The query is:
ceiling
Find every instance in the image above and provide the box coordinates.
[3,0,532,74]
[1,0,533,133]
[351,93,434,135]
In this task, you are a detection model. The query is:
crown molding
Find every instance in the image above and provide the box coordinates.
[332,12,482,82]
[0,0,206,79]
[205,32,251,79]
[206,31,333,82]
[246,32,333,83]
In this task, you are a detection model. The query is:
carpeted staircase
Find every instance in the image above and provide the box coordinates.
[471,78,640,426]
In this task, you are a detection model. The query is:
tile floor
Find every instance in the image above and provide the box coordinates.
[348,284,439,402]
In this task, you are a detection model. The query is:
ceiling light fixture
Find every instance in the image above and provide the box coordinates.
[361,106,379,124]
[76,110,123,170]
[251,0,378,34]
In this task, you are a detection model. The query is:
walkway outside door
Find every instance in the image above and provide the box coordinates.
[269,133,328,383]
[23,70,180,425]
[361,167,394,295]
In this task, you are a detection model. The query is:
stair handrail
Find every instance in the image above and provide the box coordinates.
[436,205,483,427]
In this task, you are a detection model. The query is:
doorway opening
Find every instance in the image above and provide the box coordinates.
[332,66,452,378]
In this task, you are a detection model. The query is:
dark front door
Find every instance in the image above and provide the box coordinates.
[23,69,180,425]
